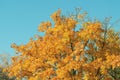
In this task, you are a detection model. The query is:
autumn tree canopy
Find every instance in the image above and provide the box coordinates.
[5,9,120,80]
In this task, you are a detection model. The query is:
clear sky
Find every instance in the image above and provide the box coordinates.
[0,0,120,56]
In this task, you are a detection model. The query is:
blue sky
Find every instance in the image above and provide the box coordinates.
[0,0,120,56]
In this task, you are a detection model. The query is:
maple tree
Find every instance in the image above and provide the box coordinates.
[5,9,120,80]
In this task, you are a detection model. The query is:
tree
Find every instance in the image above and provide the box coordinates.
[0,54,15,80]
[5,9,120,80]
[0,67,15,80]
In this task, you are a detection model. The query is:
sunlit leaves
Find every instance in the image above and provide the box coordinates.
[38,21,52,32]
[5,10,120,80]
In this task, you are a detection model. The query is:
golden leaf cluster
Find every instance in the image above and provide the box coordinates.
[5,10,120,80]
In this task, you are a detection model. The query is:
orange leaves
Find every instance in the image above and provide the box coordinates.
[79,22,103,41]
[6,9,120,80]
[56,67,69,78]
[63,56,72,63]
[66,18,77,29]
[62,31,70,43]
[83,73,89,80]
[106,55,120,69]
[38,21,52,32]
[51,9,61,24]
[82,22,101,29]
[100,65,107,75]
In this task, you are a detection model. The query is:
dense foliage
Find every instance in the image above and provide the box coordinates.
[5,9,120,80]
[0,67,15,80]
[0,54,15,80]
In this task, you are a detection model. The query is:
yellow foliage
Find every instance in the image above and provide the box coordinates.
[5,10,120,80]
